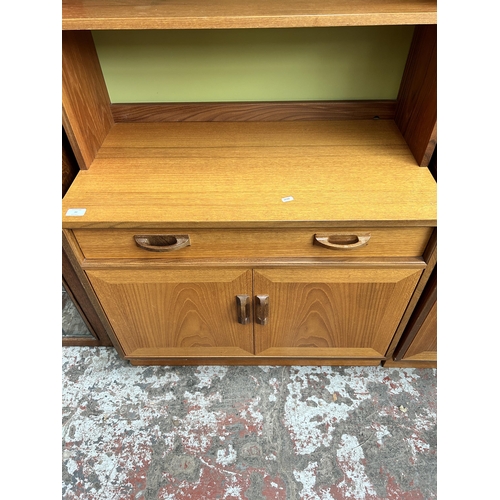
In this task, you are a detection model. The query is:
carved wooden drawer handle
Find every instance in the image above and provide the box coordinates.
[313,233,371,250]
[134,235,191,252]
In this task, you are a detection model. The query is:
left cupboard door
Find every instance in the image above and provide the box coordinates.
[86,268,254,359]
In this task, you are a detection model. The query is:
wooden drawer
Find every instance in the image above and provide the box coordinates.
[73,227,433,260]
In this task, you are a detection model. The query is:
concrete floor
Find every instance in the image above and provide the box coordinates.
[62,347,437,499]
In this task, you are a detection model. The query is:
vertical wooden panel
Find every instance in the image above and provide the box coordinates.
[62,31,114,170]
[395,25,437,167]
[393,267,437,361]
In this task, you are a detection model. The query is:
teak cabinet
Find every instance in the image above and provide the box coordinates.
[84,266,422,364]
[62,0,437,367]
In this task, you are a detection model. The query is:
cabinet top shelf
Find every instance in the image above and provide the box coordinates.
[62,0,437,30]
[62,120,437,229]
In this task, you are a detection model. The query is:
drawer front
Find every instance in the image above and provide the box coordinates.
[74,227,433,260]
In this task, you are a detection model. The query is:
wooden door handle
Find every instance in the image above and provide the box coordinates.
[313,233,370,250]
[134,234,191,252]
[236,295,250,325]
[255,295,269,325]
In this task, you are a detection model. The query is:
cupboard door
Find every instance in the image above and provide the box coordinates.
[254,268,422,360]
[86,268,253,358]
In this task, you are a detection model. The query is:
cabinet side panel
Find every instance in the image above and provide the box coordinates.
[395,25,437,167]
[63,31,114,170]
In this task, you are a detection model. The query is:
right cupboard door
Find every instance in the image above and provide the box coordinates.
[253,268,422,361]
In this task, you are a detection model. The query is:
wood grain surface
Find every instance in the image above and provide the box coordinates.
[111,101,397,123]
[254,267,422,356]
[62,121,437,228]
[395,25,437,167]
[73,227,433,260]
[394,270,437,362]
[129,357,382,366]
[63,0,437,29]
[86,268,254,356]
[127,347,383,365]
[63,31,114,170]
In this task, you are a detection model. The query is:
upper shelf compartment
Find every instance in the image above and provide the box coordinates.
[62,0,437,30]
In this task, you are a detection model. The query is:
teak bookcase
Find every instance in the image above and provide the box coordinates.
[62,0,437,367]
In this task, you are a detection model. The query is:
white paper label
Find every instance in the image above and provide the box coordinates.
[281,196,294,203]
[66,208,86,216]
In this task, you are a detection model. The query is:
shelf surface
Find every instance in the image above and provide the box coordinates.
[63,0,437,30]
[62,120,437,229]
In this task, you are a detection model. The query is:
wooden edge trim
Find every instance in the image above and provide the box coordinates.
[62,230,125,356]
[79,257,427,270]
[384,229,437,359]
[63,14,436,31]
[62,220,438,230]
[111,101,397,123]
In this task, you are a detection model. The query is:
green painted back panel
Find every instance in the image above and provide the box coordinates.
[93,27,414,103]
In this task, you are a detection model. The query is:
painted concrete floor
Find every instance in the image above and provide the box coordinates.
[62,286,94,339]
[62,347,437,499]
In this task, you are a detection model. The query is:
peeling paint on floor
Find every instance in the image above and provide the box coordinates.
[62,347,437,499]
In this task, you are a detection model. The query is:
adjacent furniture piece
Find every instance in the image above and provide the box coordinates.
[383,268,437,368]
[383,150,437,368]
[63,129,112,347]
[62,0,437,366]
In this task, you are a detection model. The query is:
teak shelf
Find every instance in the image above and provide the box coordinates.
[62,0,437,367]
[62,0,437,29]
